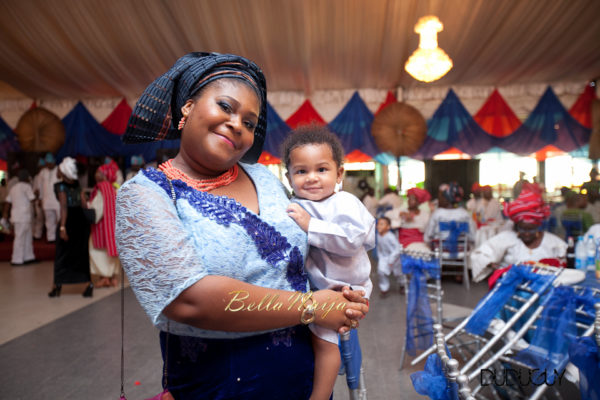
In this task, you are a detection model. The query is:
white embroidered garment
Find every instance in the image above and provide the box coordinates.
[470,230,567,282]
[294,191,375,298]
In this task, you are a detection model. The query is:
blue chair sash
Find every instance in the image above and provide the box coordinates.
[438,221,469,258]
[338,329,362,390]
[464,265,556,336]
[569,336,600,400]
[402,254,440,356]
[410,350,458,400]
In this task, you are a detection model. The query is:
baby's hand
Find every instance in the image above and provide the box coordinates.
[286,203,311,232]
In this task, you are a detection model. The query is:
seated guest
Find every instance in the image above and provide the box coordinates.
[480,185,502,224]
[424,182,476,244]
[377,186,402,216]
[470,189,567,283]
[397,187,431,252]
[466,182,482,216]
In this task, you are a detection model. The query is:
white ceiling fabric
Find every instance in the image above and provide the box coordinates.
[0,0,599,102]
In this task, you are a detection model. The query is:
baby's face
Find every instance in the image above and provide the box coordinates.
[286,143,342,201]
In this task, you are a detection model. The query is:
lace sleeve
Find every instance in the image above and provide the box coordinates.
[116,179,207,326]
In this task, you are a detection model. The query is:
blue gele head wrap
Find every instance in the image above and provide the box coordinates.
[123,52,267,164]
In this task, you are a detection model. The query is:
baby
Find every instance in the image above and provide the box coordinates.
[283,125,375,400]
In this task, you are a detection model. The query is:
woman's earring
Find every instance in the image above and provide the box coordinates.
[177,115,187,130]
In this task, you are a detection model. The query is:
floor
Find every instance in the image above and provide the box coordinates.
[0,259,579,399]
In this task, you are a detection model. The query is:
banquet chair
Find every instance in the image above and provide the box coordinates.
[457,274,600,400]
[433,221,471,290]
[399,248,442,370]
[410,264,563,388]
[339,329,367,400]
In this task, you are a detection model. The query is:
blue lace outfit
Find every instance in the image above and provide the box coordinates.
[116,163,312,399]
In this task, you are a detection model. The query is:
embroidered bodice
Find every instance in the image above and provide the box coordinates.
[116,163,308,338]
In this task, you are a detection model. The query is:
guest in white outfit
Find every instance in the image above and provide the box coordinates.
[424,182,476,244]
[480,185,503,224]
[470,188,567,283]
[466,182,483,217]
[38,153,60,242]
[376,216,403,296]
[3,169,36,265]
[361,186,378,217]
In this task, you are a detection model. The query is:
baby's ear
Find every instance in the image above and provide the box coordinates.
[336,166,345,183]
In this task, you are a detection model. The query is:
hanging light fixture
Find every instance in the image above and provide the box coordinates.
[405,16,453,83]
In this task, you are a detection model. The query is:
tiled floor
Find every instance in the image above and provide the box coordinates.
[0,260,578,399]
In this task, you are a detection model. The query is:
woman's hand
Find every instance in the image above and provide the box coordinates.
[59,227,68,241]
[311,287,368,334]
[487,262,501,270]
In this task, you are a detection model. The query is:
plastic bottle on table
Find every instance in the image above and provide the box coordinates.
[587,235,596,271]
[596,238,600,279]
[575,236,586,270]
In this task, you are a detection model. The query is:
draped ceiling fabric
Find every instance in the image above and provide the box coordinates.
[0,115,19,161]
[101,98,132,135]
[0,0,598,101]
[286,100,327,129]
[411,89,497,159]
[473,89,522,138]
[498,87,591,155]
[258,102,291,165]
[569,83,597,129]
[328,92,381,158]
[58,102,178,162]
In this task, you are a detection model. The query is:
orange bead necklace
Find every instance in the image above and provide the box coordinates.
[158,159,239,192]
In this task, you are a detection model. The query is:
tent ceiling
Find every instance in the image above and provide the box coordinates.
[1,0,599,100]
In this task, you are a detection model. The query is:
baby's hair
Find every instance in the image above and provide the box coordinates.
[281,125,344,169]
[378,216,391,226]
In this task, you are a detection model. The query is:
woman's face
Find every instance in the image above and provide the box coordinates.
[516,221,541,245]
[94,169,105,183]
[179,79,260,173]
[407,194,418,209]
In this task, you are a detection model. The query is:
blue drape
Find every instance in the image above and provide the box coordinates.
[569,336,600,400]
[438,221,469,258]
[262,102,291,158]
[0,115,20,159]
[464,265,556,336]
[402,254,440,356]
[498,87,590,155]
[328,92,381,157]
[411,351,458,400]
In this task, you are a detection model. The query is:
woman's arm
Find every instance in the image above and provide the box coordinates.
[57,190,68,241]
[163,276,367,333]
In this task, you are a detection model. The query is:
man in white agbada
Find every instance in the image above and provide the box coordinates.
[38,153,60,242]
[3,169,36,265]
[470,188,567,283]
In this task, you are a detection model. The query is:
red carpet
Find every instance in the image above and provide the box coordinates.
[0,236,56,261]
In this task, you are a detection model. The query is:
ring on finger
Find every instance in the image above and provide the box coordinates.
[351,320,358,329]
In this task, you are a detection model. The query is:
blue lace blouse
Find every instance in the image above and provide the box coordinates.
[115,163,308,338]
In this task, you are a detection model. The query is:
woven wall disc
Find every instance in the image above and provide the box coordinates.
[371,102,427,156]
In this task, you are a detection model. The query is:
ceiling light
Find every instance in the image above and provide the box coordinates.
[405,16,453,83]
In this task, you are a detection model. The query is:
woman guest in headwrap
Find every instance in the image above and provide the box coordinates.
[397,187,431,252]
[48,157,93,298]
[424,182,476,244]
[470,189,567,283]
[115,52,367,400]
[88,160,120,288]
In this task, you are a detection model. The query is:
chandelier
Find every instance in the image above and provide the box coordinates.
[405,16,453,83]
